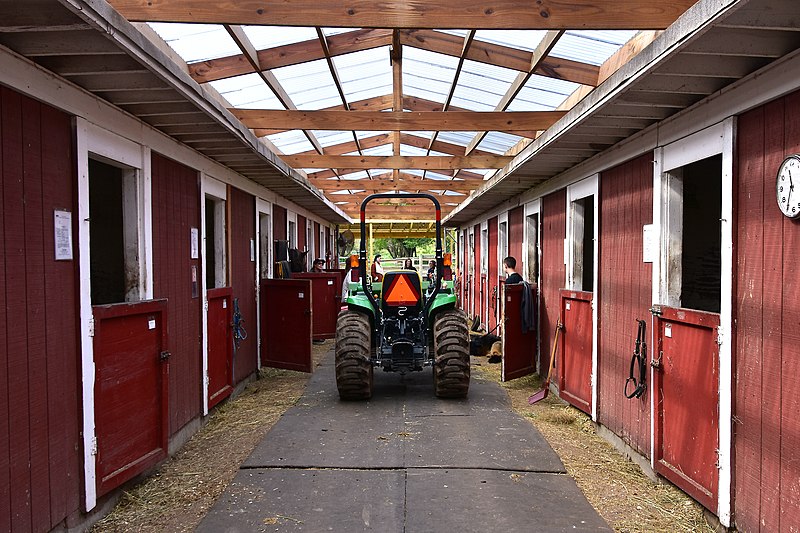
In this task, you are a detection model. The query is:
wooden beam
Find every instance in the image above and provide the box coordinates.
[392,29,403,180]
[283,154,512,169]
[399,29,599,85]
[189,28,391,83]
[296,133,391,156]
[314,179,478,192]
[232,109,567,131]
[109,1,695,30]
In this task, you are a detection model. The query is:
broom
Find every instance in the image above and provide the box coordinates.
[528,320,562,404]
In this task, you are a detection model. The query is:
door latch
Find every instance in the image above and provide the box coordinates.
[650,350,662,370]
[160,350,172,361]
[649,305,663,316]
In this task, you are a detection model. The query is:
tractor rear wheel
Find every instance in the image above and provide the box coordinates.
[433,309,470,398]
[335,310,373,400]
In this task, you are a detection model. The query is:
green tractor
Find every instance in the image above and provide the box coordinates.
[335,193,470,400]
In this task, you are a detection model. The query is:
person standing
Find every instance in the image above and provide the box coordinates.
[426,259,436,282]
[310,258,325,272]
[371,254,384,281]
[503,256,523,284]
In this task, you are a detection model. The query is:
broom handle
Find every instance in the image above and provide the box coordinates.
[543,321,562,387]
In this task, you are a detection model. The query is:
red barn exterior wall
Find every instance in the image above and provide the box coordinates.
[151,152,203,434]
[597,153,653,456]
[734,90,800,532]
[541,190,567,374]
[229,187,258,383]
[0,86,83,532]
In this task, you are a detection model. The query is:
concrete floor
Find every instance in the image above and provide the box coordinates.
[197,353,610,532]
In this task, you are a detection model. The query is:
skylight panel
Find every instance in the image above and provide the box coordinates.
[477,132,523,154]
[550,30,637,66]
[271,58,338,108]
[242,26,319,49]
[209,73,283,109]
[474,30,548,52]
[268,130,315,155]
[148,23,241,63]
[437,132,476,146]
[450,60,516,111]
[506,74,580,111]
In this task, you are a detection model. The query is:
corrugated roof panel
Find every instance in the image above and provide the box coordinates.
[209,73,284,109]
[333,46,393,103]
[474,30,549,52]
[506,74,580,111]
[550,30,638,65]
[242,26,319,49]
[450,60,516,111]
[477,131,523,154]
[271,58,339,109]
[313,130,355,148]
[403,47,458,103]
[437,131,478,146]
[362,144,393,156]
[149,23,240,63]
[268,130,316,154]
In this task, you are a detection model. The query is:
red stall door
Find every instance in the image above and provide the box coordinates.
[93,300,169,497]
[559,290,593,414]
[501,283,537,381]
[293,272,342,339]
[653,306,719,511]
[207,288,233,409]
[261,279,313,372]
[488,217,499,331]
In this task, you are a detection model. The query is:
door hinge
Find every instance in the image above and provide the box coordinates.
[160,350,172,362]
[716,325,725,346]
[204,301,209,312]
[88,316,95,337]
[90,436,98,456]
[649,305,663,316]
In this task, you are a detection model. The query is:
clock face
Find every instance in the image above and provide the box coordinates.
[777,155,800,218]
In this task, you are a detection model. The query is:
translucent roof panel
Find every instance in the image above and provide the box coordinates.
[332,47,393,103]
[437,132,478,146]
[272,59,340,110]
[267,130,315,155]
[474,30,549,52]
[403,47,459,104]
[450,60,517,111]
[242,26,319,49]
[477,132,524,154]
[506,75,582,111]
[361,145,393,156]
[313,130,355,149]
[148,23,241,63]
[209,73,283,109]
[549,30,638,65]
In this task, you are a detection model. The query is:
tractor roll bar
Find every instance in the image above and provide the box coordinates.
[359,193,444,322]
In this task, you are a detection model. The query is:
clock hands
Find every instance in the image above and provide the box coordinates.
[789,169,795,207]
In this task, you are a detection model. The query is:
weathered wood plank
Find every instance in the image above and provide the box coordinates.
[282,154,512,169]
[232,109,567,131]
[109,0,695,30]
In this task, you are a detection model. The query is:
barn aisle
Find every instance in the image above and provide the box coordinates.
[197,352,609,532]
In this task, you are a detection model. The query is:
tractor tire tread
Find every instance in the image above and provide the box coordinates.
[335,310,373,400]
[433,309,470,398]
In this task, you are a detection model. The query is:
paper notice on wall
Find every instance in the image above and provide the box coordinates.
[54,210,73,261]
[190,227,199,259]
[250,239,255,262]
[642,224,656,263]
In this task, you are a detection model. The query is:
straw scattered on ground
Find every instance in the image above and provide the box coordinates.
[472,359,715,533]
[92,341,714,533]
[90,341,331,533]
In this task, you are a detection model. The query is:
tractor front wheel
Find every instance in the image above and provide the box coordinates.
[433,309,470,398]
[335,310,373,400]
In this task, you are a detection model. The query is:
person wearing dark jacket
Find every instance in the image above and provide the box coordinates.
[503,256,535,332]
[503,256,523,284]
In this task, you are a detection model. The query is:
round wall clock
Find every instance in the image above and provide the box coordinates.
[777,154,800,218]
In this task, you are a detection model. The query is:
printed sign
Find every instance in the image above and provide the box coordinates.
[54,210,73,260]
[190,227,199,259]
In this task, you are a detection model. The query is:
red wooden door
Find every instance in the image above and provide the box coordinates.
[559,290,593,414]
[488,217,499,331]
[653,306,719,511]
[92,300,169,498]
[261,279,313,372]
[473,224,480,319]
[501,284,536,381]
[207,288,233,409]
[293,272,342,339]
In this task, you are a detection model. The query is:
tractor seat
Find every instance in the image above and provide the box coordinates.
[381,270,423,311]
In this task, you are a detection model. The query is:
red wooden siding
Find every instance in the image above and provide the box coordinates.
[559,290,593,414]
[487,217,499,330]
[0,87,82,532]
[597,153,653,456]
[207,288,233,408]
[735,91,800,532]
[151,152,202,434]
[509,206,524,275]
[297,214,307,252]
[229,187,258,383]
[472,223,480,320]
[541,190,566,375]
[273,204,287,242]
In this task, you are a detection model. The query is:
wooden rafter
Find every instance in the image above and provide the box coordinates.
[110,0,696,30]
[232,109,567,131]
[189,28,391,83]
[316,179,477,192]
[309,168,485,180]
[392,29,403,180]
[282,154,512,170]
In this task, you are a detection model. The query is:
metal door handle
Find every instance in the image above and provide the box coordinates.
[160,351,171,361]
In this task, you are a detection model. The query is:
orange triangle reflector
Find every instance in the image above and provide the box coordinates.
[384,274,420,306]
